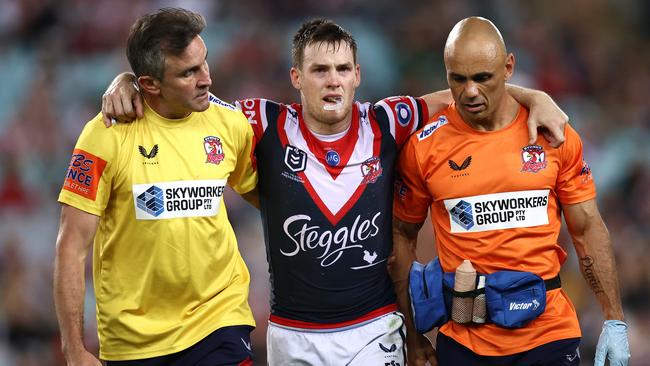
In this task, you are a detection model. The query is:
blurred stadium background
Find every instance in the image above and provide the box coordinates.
[0,0,648,365]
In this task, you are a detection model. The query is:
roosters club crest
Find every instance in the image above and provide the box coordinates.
[361,157,382,184]
[521,145,547,173]
[204,136,225,165]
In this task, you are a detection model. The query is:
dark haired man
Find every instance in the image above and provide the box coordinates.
[54,8,257,365]
[102,18,569,364]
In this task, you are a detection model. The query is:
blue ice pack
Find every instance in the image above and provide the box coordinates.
[484,270,547,328]
[408,258,448,333]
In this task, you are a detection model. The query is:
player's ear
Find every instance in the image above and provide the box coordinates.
[290,67,301,90]
[354,64,361,88]
[504,53,515,81]
[138,76,161,95]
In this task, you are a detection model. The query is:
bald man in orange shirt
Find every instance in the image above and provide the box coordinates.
[391,17,630,366]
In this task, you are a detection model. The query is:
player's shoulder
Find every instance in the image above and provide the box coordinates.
[413,110,452,143]
[209,93,238,112]
[205,94,249,127]
[70,112,124,162]
[373,95,421,116]
[79,112,123,140]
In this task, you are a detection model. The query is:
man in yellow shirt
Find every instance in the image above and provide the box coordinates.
[54,8,257,365]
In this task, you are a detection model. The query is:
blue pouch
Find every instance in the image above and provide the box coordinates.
[408,258,449,333]
[484,271,546,328]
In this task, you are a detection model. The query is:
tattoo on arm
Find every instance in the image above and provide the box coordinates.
[580,255,604,294]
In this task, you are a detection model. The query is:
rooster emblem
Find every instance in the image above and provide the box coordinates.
[363,250,377,264]
[361,157,382,184]
[521,145,547,173]
[204,136,225,165]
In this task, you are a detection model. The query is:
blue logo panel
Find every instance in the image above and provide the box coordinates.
[136,185,164,217]
[395,102,412,126]
[326,150,340,167]
[450,200,474,230]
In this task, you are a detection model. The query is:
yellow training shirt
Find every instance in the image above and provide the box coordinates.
[58,95,257,360]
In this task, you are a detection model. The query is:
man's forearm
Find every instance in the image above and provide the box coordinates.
[54,238,89,355]
[506,84,552,109]
[565,201,625,320]
[112,71,137,86]
[390,220,422,330]
[420,90,453,119]
[577,218,625,320]
[53,206,99,357]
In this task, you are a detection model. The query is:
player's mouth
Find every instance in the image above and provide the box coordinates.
[196,91,209,100]
[323,95,344,111]
[463,102,485,113]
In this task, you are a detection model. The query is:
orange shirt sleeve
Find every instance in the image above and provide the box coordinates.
[394,136,432,223]
[556,124,596,204]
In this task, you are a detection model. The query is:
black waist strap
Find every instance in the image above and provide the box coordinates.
[447,275,561,298]
[545,275,562,290]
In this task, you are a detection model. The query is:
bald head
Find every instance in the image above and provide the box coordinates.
[442,17,517,130]
[444,17,506,65]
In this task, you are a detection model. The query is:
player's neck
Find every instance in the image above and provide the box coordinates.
[143,94,191,120]
[303,113,352,136]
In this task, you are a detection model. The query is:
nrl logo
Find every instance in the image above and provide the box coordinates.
[204,136,225,165]
[284,145,307,173]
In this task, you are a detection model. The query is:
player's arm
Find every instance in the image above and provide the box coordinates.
[240,186,260,209]
[506,84,567,147]
[420,85,567,147]
[563,199,630,365]
[101,72,142,127]
[390,218,437,366]
[53,205,102,366]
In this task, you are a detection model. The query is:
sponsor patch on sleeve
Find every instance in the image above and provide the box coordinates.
[418,116,448,141]
[62,149,107,200]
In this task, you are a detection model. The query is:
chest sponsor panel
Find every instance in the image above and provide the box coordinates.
[280,212,385,269]
[132,180,226,220]
[443,190,550,233]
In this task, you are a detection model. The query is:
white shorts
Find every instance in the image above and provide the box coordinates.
[267,312,405,366]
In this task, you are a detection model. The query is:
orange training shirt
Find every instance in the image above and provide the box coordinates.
[394,103,596,355]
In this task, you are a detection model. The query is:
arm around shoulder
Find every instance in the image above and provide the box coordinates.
[420,89,453,119]
[506,84,568,147]
[102,71,143,127]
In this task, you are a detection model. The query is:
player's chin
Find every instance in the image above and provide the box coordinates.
[193,99,211,112]
[321,110,347,123]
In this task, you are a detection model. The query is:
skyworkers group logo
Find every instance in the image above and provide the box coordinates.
[444,190,550,233]
[132,180,226,220]
[136,186,164,217]
[450,200,474,230]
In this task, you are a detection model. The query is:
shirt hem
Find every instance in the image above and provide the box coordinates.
[99,320,256,361]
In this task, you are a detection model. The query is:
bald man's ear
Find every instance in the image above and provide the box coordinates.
[505,53,515,81]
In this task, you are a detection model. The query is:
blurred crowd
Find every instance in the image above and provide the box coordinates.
[0,0,648,365]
